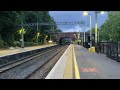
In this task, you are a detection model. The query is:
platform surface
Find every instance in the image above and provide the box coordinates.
[0,44,56,57]
[46,44,120,79]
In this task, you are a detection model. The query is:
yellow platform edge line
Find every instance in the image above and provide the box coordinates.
[73,45,80,79]
[64,45,73,79]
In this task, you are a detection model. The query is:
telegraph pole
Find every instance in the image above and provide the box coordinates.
[37,21,39,43]
[95,12,98,44]
[77,31,80,45]
[95,11,99,53]
[98,29,99,42]
[83,22,86,46]
[50,25,52,41]
[90,15,92,52]
[21,22,24,48]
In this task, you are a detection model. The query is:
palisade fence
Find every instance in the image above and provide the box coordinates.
[100,42,120,62]
[100,42,109,54]
[82,41,120,61]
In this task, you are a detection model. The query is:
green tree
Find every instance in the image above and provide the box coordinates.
[0,11,61,47]
[100,11,120,42]
[0,11,23,46]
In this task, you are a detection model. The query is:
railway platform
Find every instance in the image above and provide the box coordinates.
[0,44,56,57]
[46,44,120,79]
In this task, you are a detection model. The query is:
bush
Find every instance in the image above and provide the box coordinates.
[6,39,15,47]
[0,38,4,48]
[3,42,8,46]
[14,41,21,47]
[39,42,44,45]
[34,43,39,46]
[3,42,9,48]
[24,42,39,47]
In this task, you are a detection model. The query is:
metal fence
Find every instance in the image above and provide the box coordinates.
[83,42,90,49]
[100,42,109,54]
[82,41,120,61]
[100,42,120,62]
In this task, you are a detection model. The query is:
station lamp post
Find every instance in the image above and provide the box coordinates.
[82,21,86,46]
[78,31,80,45]
[37,32,40,43]
[94,11,105,52]
[83,11,92,52]
[21,22,25,48]
[94,11,105,44]
[49,34,53,44]
[74,33,76,42]
[46,35,48,38]
[45,35,48,44]
[76,29,80,41]
[84,23,86,46]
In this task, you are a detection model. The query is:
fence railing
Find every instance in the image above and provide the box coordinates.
[82,41,120,62]
[100,42,120,62]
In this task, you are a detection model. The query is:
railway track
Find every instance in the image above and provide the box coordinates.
[0,45,68,79]
[26,45,68,79]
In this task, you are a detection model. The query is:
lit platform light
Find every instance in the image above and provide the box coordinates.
[49,40,53,43]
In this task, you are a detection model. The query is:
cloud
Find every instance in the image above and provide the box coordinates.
[49,11,108,32]
[61,25,91,32]
[62,25,82,32]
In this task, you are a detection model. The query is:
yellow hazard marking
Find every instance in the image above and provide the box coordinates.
[64,46,73,79]
[73,45,80,79]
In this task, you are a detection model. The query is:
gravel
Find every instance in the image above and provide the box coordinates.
[0,47,62,79]
[27,46,68,79]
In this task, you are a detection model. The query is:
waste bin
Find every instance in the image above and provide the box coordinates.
[92,46,95,53]
[88,46,95,53]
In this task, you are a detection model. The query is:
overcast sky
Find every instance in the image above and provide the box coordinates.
[49,11,108,32]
